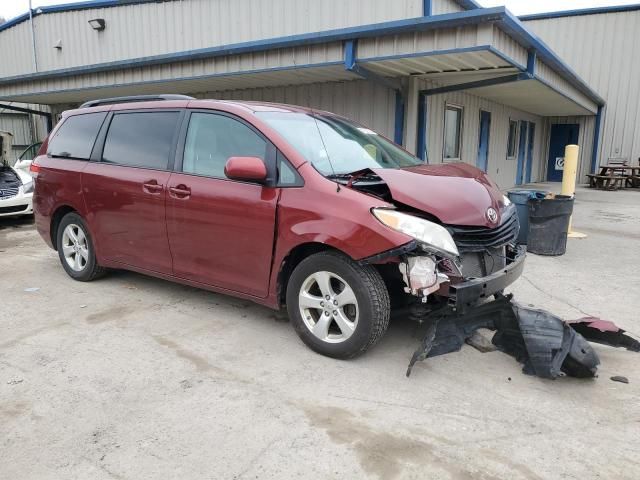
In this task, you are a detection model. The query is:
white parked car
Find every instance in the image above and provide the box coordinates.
[0,132,36,218]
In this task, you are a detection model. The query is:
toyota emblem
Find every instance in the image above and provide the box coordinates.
[486,207,498,224]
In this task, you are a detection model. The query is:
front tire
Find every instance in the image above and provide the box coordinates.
[56,212,106,281]
[286,251,390,359]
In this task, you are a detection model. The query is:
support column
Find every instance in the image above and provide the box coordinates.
[404,76,420,155]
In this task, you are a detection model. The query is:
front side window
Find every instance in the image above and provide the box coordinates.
[183,113,267,178]
[47,112,107,159]
[102,112,180,169]
[443,105,463,160]
[256,112,421,176]
[507,119,518,159]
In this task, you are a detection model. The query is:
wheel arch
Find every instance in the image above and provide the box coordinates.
[276,242,348,308]
[50,205,78,250]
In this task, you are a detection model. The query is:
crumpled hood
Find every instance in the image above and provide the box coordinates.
[372,163,505,228]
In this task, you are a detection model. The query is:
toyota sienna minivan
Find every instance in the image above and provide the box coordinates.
[32,95,524,359]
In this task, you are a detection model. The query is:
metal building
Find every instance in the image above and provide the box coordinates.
[522,4,640,180]
[0,0,630,188]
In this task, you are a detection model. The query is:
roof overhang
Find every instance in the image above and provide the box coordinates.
[0,6,603,115]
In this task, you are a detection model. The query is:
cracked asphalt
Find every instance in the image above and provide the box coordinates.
[1,184,639,479]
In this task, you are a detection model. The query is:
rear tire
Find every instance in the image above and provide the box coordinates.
[56,212,106,282]
[286,251,390,359]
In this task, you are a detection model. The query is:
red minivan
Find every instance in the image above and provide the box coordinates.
[32,95,524,358]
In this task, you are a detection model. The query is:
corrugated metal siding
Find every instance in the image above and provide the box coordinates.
[196,79,397,139]
[0,43,346,99]
[534,59,598,114]
[0,0,422,77]
[419,78,545,189]
[357,25,482,59]
[491,26,527,68]
[0,21,34,77]
[432,0,465,15]
[0,113,33,146]
[524,10,640,168]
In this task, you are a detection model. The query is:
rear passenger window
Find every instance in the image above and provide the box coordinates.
[47,112,107,159]
[183,113,267,178]
[102,112,180,169]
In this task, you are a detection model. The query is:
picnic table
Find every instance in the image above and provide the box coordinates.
[587,162,640,190]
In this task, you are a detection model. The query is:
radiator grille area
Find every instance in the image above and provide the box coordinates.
[0,186,19,199]
[448,206,519,253]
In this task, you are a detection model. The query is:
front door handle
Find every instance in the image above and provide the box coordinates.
[143,181,163,194]
[169,185,191,198]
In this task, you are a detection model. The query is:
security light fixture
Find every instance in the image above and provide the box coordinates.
[88,18,106,31]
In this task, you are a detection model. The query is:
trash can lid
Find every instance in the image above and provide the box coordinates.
[507,190,548,201]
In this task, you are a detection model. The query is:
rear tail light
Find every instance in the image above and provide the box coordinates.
[29,160,41,177]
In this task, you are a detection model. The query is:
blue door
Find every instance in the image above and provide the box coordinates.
[476,110,491,171]
[515,121,528,185]
[525,122,535,183]
[546,124,579,181]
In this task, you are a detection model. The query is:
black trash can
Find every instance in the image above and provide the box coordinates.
[527,195,574,256]
[507,190,548,244]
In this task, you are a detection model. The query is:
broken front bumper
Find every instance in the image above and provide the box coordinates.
[447,245,526,311]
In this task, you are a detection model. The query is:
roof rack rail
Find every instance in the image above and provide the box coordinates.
[80,94,195,108]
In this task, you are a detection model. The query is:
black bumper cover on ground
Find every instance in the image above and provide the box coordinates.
[448,245,526,311]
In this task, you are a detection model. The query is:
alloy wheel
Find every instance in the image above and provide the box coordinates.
[61,223,89,272]
[298,271,359,343]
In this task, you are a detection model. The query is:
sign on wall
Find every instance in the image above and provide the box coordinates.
[555,157,564,171]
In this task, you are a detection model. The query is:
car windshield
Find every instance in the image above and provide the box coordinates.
[256,111,422,175]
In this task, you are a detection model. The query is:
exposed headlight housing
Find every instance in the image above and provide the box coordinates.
[372,208,459,258]
[502,195,512,207]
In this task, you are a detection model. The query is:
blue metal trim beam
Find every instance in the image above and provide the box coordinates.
[526,50,536,75]
[423,0,432,16]
[421,73,531,96]
[343,39,402,91]
[519,4,640,21]
[346,64,403,91]
[591,105,604,173]
[394,91,405,145]
[344,40,357,70]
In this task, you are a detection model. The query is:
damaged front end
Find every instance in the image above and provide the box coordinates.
[367,200,525,315]
[405,294,601,379]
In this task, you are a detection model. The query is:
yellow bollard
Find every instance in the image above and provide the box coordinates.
[561,144,587,239]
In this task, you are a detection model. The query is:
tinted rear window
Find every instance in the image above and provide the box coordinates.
[47,112,107,159]
[102,112,180,169]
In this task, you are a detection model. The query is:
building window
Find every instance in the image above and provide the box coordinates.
[507,119,518,159]
[443,104,463,160]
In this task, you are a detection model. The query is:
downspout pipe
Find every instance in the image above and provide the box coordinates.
[590,105,603,173]
[29,0,39,72]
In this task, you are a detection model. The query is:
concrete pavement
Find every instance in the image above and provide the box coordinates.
[1,184,639,479]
